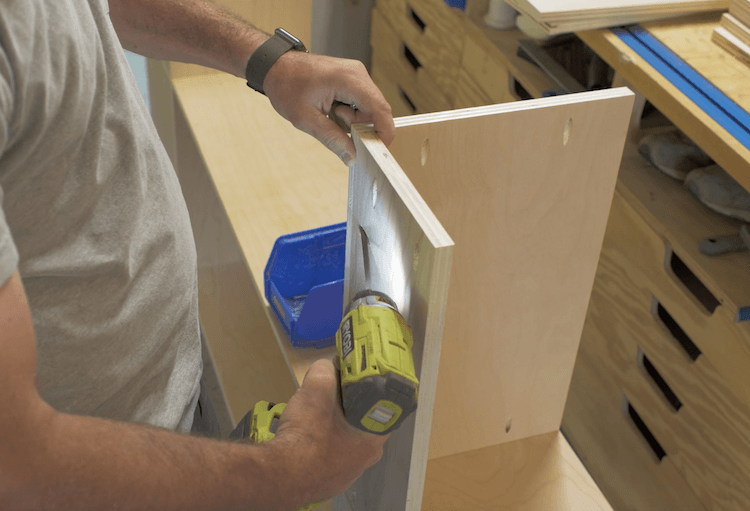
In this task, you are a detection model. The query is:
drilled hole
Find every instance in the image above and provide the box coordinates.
[652,298,702,361]
[403,44,422,71]
[637,348,683,412]
[667,248,720,314]
[409,6,426,31]
[623,396,667,462]
[421,138,430,166]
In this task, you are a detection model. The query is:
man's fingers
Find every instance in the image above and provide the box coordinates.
[302,111,357,166]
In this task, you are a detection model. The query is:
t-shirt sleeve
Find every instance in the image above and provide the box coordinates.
[0,45,20,288]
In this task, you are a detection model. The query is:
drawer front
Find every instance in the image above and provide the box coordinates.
[374,0,463,96]
[371,59,419,117]
[453,67,494,109]
[564,189,750,511]
[460,28,518,104]
[371,8,453,114]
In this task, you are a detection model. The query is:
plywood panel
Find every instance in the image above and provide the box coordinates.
[616,143,750,405]
[578,16,750,194]
[383,89,634,460]
[503,0,728,33]
[423,432,614,511]
[370,8,453,114]
[172,92,298,424]
[171,73,348,388]
[334,126,454,511]
[574,185,750,511]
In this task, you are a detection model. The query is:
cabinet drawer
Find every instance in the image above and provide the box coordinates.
[453,67,494,109]
[371,8,453,114]
[371,59,419,117]
[374,0,464,96]
[564,188,750,511]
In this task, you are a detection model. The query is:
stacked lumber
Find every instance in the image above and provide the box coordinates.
[502,0,729,34]
[712,1,750,67]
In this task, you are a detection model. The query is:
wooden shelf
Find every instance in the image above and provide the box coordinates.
[578,13,750,192]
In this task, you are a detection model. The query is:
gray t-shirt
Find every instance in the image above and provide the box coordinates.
[0,0,201,432]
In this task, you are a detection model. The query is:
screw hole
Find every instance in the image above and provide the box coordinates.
[421,138,430,166]
[563,118,573,145]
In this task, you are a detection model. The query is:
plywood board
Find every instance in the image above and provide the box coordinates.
[577,15,750,197]
[334,126,454,511]
[504,0,728,34]
[422,431,615,511]
[720,13,750,46]
[713,26,750,67]
[384,89,634,460]
[571,183,750,511]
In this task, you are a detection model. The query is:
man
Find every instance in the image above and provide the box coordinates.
[0,0,395,509]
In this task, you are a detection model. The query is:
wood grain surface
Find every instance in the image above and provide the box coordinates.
[375,0,464,97]
[370,8,453,114]
[579,181,750,511]
[617,142,750,399]
[713,26,750,68]
[422,432,614,511]
[503,0,727,33]
[720,13,750,45]
[334,126,454,511]
[386,89,634,460]
[172,73,348,385]
[173,95,298,423]
[577,16,750,194]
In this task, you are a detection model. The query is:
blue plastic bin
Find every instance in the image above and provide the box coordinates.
[264,222,346,348]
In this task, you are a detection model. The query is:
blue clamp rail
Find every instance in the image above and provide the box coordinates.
[264,222,346,349]
[614,25,750,152]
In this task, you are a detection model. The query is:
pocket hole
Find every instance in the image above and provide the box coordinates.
[651,297,702,361]
[403,44,422,72]
[421,138,430,166]
[408,6,426,32]
[637,348,683,412]
[623,396,667,462]
[666,247,720,314]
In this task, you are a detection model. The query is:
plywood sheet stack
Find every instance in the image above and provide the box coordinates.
[502,0,729,34]
[712,1,750,67]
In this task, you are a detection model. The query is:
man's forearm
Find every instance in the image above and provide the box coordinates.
[108,0,266,78]
[8,404,303,511]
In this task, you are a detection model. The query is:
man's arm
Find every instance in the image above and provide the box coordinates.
[0,271,387,510]
[108,0,395,165]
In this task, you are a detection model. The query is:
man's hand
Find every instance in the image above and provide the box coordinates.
[270,359,388,507]
[263,51,395,166]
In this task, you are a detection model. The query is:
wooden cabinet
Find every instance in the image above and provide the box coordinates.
[370,0,559,113]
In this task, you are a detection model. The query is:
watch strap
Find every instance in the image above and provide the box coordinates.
[245,30,305,95]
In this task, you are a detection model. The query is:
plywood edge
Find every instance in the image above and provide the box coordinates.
[393,87,636,128]
[352,126,455,250]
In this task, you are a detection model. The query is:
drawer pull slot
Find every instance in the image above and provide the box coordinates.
[666,247,720,314]
[637,348,683,412]
[398,87,417,114]
[652,298,702,361]
[408,6,426,32]
[403,44,422,72]
[623,396,667,462]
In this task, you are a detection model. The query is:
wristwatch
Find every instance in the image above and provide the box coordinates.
[245,28,309,95]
